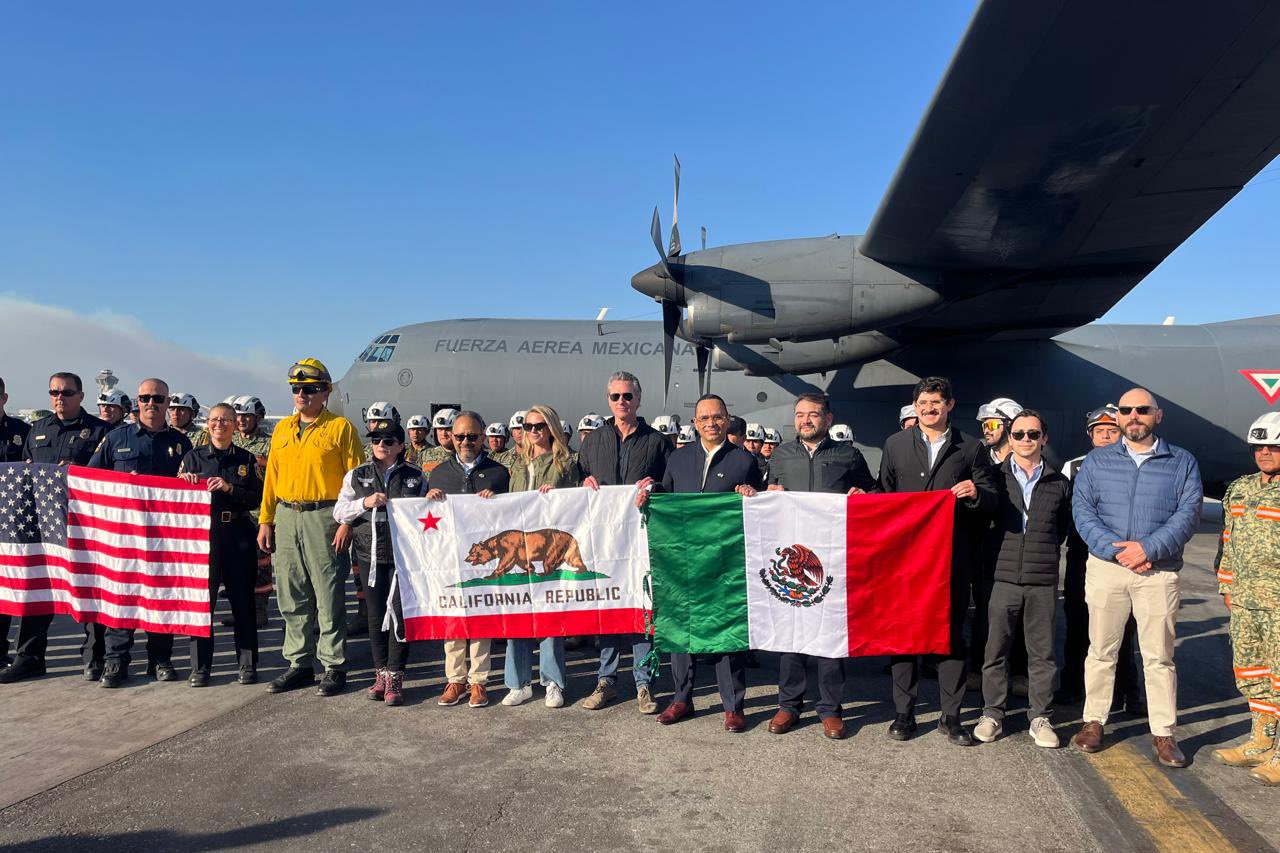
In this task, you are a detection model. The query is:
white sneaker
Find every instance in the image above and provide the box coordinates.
[544,683,565,708]
[501,685,533,706]
[1030,716,1060,748]
[974,716,1003,743]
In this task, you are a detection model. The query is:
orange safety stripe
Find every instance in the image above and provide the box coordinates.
[1230,504,1247,516]
[1249,698,1279,716]
[1222,531,1231,541]
[1235,665,1270,679]
[1217,570,1234,583]
[1259,506,1280,520]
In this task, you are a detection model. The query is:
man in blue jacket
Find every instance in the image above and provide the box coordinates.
[1070,388,1203,768]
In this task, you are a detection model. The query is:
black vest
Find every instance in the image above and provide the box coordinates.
[348,461,425,566]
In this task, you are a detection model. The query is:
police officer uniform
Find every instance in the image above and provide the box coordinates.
[2,410,110,680]
[0,412,32,669]
[88,422,193,685]
[178,441,263,684]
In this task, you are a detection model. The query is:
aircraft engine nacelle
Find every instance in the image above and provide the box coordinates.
[712,331,899,376]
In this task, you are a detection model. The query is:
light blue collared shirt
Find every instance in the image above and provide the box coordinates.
[1011,458,1044,531]
[1124,437,1163,468]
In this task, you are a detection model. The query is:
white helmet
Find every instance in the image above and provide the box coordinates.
[578,412,605,432]
[405,414,430,430]
[744,422,765,441]
[432,408,459,430]
[97,390,130,410]
[228,395,266,419]
[652,414,680,436]
[561,419,572,438]
[367,401,400,425]
[830,424,854,443]
[764,428,782,445]
[676,424,696,444]
[509,411,527,430]
[899,404,917,425]
[977,397,1022,422]
[1248,412,1280,445]
[169,393,199,412]
[485,422,508,438]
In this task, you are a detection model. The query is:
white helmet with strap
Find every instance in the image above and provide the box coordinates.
[432,408,459,430]
[228,395,267,419]
[367,401,400,424]
[676,424,696,443]
[744,422,765,441]
[405,414,430,430]
[1248,412,1280,445]
[577,413,604,432]
[169,393,199,412]
[509,411,527,430]
[485,422,508,438]
[763,428,782,445]
[830,424,854,442]
[976,397,1022,422]
[652,414,680,436]
[899,404,917,425]
[97,390,130,409]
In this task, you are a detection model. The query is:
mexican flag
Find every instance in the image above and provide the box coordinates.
[645,490,956,657]
[388,485,649,640]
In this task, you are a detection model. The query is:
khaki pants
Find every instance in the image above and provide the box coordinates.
[273,506,347,671]
[444,639,492,685]
[1083,556,1180,736]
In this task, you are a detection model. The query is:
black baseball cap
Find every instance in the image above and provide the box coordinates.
[365,423,405,443]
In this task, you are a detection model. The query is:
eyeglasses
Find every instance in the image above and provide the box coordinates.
[1117,405,1153,416]
[136,394,167,404]
[980,419,1003,432]
[608,392,635,402]
[453,433,480,442]
[524,422,548,432]
[1010,430,1043,441]
[369,437,401,447]
[290,384,327,395]
[695,415,728,424]
[207,417,235,425]
[48,389,79,398]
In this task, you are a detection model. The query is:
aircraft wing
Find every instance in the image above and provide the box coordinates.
[861,0,1280,334]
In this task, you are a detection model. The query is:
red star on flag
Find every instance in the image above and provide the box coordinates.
[419,512,442,532]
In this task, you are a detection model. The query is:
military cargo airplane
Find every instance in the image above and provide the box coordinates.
[334,0,1280,492]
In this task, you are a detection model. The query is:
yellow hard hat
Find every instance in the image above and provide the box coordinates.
[288,358,332,385]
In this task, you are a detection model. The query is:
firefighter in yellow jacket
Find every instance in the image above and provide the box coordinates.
[1213,412,1280,784]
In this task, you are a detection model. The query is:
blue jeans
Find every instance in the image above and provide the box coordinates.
[504,637,566,690]
[597,634,654,687]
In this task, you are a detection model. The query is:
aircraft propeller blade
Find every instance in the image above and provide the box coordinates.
[650,208,673,280]
[662,299,681,402]
[700,225,706,251]
[668,155,682,257]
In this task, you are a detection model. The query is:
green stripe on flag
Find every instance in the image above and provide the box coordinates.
[646,492,749,654]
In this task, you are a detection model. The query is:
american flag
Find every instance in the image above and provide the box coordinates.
[0,464,212,637]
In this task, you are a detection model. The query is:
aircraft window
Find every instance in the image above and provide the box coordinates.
[365,345,396,363]
[388,334,400,343]
[357,346,374,362]
[376,335,390,344]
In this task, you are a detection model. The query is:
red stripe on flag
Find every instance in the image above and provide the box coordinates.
[69,511,209,542]
[0,575,209,613]
[68,537,208,566]
[0,553,208,590]
[0,597,208,635]
[404,608,645,641]
[68,465,209,494]
[844,490,954,656]
[67,487,209,517]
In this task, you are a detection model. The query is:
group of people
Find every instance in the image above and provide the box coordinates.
[1,361,1278,785]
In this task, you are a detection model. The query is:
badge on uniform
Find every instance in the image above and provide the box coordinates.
[10,435,20,445]
[237,464,248,477]
[80,428,91,439]
[168,445,176,457]
[406,478,421,489]
[716,472,724,478]
[478,472,486,479]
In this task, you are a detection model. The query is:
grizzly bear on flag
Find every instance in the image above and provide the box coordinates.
[465,528,589,579]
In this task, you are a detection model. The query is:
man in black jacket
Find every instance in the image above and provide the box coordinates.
[973,410,1071,748]
[579,370,672,713]
[425,411,510,709]
[878,376,998,746]
[765,393,877,740]
[640,394,763,732]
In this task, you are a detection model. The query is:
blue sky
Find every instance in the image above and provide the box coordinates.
[1,2,1277,409]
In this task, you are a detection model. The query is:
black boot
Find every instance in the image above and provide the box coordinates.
[346,599,368,636]
[267,667,315,694]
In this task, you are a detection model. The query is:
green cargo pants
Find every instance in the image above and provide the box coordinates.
[273,506,347,671]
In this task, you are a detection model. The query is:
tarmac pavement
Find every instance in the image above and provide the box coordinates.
[0,517,1277,853]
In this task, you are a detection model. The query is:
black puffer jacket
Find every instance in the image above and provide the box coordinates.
[987,457,1073,586]
[765,437,876,494]
[577,416,672,486]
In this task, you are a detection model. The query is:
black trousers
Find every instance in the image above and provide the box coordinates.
[981,582,1056,720]
[892,568,969,717]
[778,653,846,719]
[1,613,56,663]
[191,521,258,671]
[669,652,746,713]
[80,622,106,666]
[360,561,407,671]
[104,626,174,668]
[1062,557,1139,697]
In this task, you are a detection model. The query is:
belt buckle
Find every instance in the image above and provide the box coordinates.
[220,511,232,523]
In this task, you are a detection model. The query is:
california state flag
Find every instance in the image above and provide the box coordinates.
[388,485,649,640]
[645,490,955,657]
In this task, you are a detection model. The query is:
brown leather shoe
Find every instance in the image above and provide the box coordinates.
[656,701,693,725]
[1153,735,1188,768]
[724,711,746,733]
[437,681,468,706]
[822,717,847,740]
[468,683,489,708]
[1072,721,1104,753]
[768,709,798,734]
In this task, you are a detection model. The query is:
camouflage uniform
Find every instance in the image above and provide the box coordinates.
[234,427,275,626]
[490,447,518,471]
[183,426,207,448]
[1215,473,1280,772]
[404,443,430,467]
[417,444,452,473]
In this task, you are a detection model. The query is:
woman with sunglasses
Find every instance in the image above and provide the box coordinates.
[501,404,582,709]
[333,423,426,706]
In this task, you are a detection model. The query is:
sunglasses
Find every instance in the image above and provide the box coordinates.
[524,421,548,432]
[48,389,79,398]
[1010,430,1043,441]
[1117,405,1153,416]
[608,392,635,402]
[980,419,1003,432]
[290,384,327,395]
[369,437,401,447]
[136,394,167,404]
[453,433,480,442]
